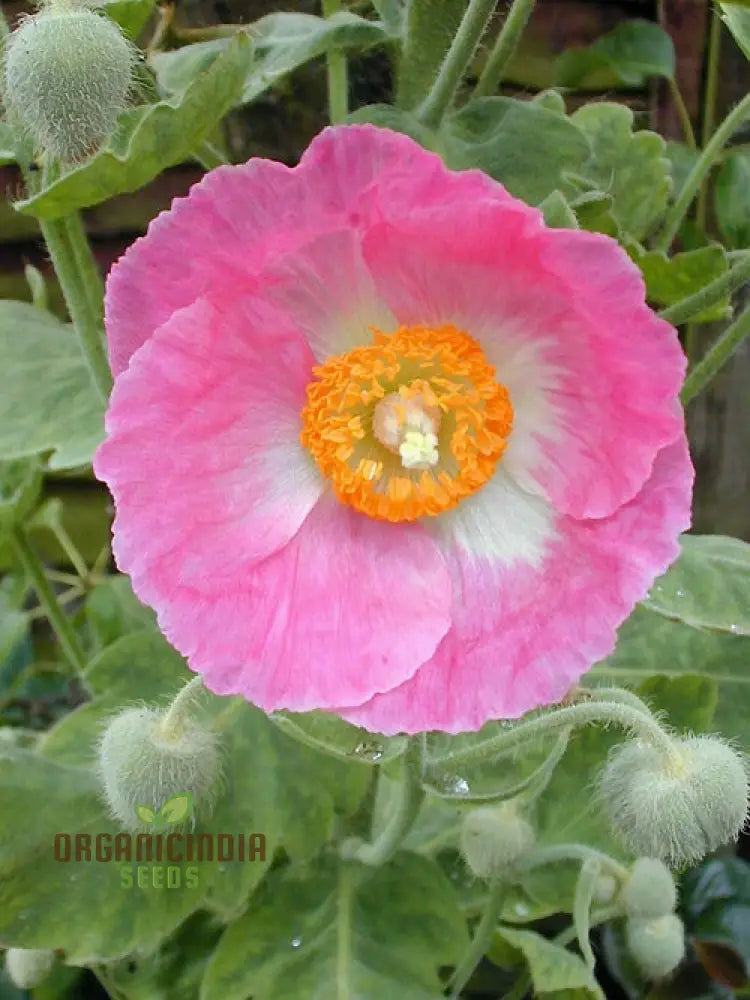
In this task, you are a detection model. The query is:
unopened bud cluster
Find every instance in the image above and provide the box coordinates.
[459,802,535,880]
[97,678,221,833]
[2,0,135,162]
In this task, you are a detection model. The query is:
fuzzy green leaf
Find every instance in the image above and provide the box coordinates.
[632,246,730,322]
[568,103,671,240]
[556,20,675,89]
[439,97,590,206]
[0,302,104,470]
[201,853,468,1000]
[498,927,605,998]
[721,3,750,60]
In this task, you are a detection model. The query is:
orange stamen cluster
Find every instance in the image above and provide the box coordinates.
[300,324,513,522]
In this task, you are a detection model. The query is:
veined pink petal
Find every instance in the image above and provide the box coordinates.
[361,204,685,520]
[105,125,513,376]
[94,295,323,582]
[339,436,694,735]
[149,497,452,711]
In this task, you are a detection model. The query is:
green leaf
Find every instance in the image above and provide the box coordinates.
[498,927,605,997]
[271,710,408,765]
[0,748,204,961]
[424,723,568,803]
[440,97,591,206]
[590,606,750,752]
[683,858,750,987]
[347,104,436,147]
[0,459,43,534]
[666,141,701,195]
[556,20,675,89]
[539,191,579,229]
[569,103,671,240]
[151,13,386,106]
[16,36,250,219]
[721,3,750,61]
[84,575,157,652]
[100,0,156,39]
[201,852,469,1000]
[715,152,750,249]
[136,804,156,824]
[645,535,750,635]
[0,302,104,470]
[159,793,194,825]
[631,246,730,322]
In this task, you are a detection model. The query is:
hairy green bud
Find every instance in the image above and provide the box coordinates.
[626,914,685,980]
[459,802,535,880]
[4,948,55,989]
[2,4,135,162]
[97,681,221,832]
[599,736,748,867]
[622,858,677,919]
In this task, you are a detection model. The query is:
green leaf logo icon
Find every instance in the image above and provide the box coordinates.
[158,793,194,825]
[136,804,156,825]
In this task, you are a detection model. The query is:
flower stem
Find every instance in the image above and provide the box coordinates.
[418,0,499,130]
[696,6,722,230]
[519,843,629,882]
[448,877,506,997]
[160,676,205,739]
[63,213,104,327]
[353,735,426,865]
[40,216,112,402]
[474,0,536,97]
[656,94,750,252]
[681,303,750,405]
[10,528,87,676]
[659,251,750,326]
[426,701,678,774]
[667,77,696,150]
[322,0,348,124]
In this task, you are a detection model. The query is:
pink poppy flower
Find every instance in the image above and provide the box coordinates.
[94,125,693,735]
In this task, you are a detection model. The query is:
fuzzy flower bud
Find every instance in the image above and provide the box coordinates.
[96,679,221,832]
[599,735,748,867]
[626,914,685,980]
[622,858,677,919]
[459,802,535,880]
[5,948,55,989]
[2,2,135,162]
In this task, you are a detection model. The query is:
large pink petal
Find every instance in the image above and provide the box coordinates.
[362,206,686,520]
[339,435,694,735]
[106,125,514,375]
[94,295,323,585]
[147,497,452,711]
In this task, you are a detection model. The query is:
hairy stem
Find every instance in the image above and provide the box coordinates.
[681,304,750,404]
[696,6,722,230]
[160,676,205,739]
[427,701,678,774]
[418,0,499,129]
[448,877,506,997]
[353,736,426,865]
[322,0,348,124]
[474,0,537,97]
[657,94,750,251]
[667,77,696,149]
[10,528,87,675]
[659,252,750,326]
[40,216,112,402]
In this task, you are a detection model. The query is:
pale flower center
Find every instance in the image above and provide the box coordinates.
[372,393,442,470]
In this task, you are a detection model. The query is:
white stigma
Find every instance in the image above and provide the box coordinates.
[372,392,442,470]
[399,430,439,469]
